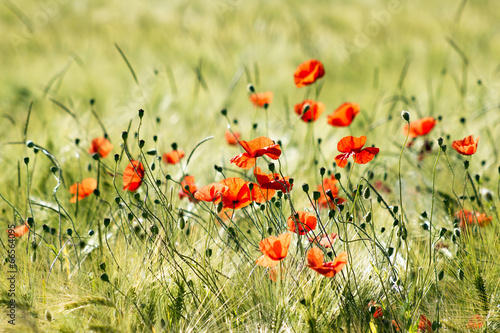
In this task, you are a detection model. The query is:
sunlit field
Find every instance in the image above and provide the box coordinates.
[1,0,500,331]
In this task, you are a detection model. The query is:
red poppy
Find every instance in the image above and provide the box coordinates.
[89,137,113,158]
[334,136,379,168]
[467,315,484,329]
[253,167,293,193]
[230,137,281,169]
[307,248,348,278]
[294,100,325,122]
[250,91,273,107]
[327,102,360,127]
[294,59,325,88]
[367,301,383,319]
[287,211,317,235]
[8,223,30,237]
[123,160,145,192]
[250,182,276,203]
[219,177,252,210]
[308,233,338,248]
[256,233,292,267]
[455,210,492,228]
[179,175,197,202]
[452,135,479,156]
[225,130,241,146]
[418,315,433,332]
[317,175,345,209]
[194,183,228,202]
[69,178,97,203]
[162,149,185,164]
[403,117,437,138]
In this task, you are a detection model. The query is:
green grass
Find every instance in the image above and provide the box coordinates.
[1,0,500,331]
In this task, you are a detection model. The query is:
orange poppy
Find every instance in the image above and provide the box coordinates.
[317,175,345,209]
[287,211,317,235]
[452,135,479,156]
[250,91,273,107]
[256,233,292,267]
[307,248,348,278]
[250,182,276,203]
[327,102,360,127]
[69,178,97,203]
[219,177,252,210]
[455,210,492,228]
[467,315,484,329]
[225,130,241,146]
[8,223,30,237]
[334,136,379,168]
[294,59,325,88]
[253,167,293,193]
[179,175,197,202]
[403,117,437,138]
[418,315,433,332]
[230,137,281,169]
[89,137,113,158]
[294,100,325,122]
[162,149,185,164]
[123,160,145,192]
[194,183,228,202]
[308,233,338,248]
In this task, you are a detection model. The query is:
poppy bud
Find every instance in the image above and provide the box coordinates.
[171,142,178,151]
[401,110,410,122]
[220,109,227,116]
[393,219,399,226]
[457,268,464,280]
[67,228,73,236]
[147,149,157,156]
[362,187,370,200]
[121,131,128,141]
[100,273,110,282]
[421,222,430,230]
[318,138,322,145]
[268,162,275,172]
[439,228,447,237]
[364,211,372,223]
[45,310,52,322]
[441,145,447,153]
[34,147,40,154]
[481,189,493,202]
[114,154,119,162]
[134,193,140,201]
[459,117,466,124]
[301,103,310,115]
[114,196,120,204]
[216,201,223,213]
[166,174,171,180]
[154,199,160,204]
[92,153,100,161]
[302,183,309,192]
[380,227,386,233]
[104,218,110,227]
[155,179,161,186]
[320,167,326,177]
[252,123,258,129]
[127,213,134,221]
[313,191,321,201]
[93,189,100,197]
[387,247,394,256]
[247,83,255,93]
[248,183,254,191]
[437,137,443,147]
[139,140,145,149]
[288,178,294,185]
[463,160,469,170]
[334,173,341,180]
[421,211,428,218]
[31,241,37,250]
[475,174,480,183]
[42,224,49,232]
[454,228,461,238]
[99,262,106,271]
[138,109,144,118]
[27,217,34,227]
[26,140,34,148]
[24,157,29,165]
[50,166,58,174]
[88,229,94,236]
[337,204,344,212]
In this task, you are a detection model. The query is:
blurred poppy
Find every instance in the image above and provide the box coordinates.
[367,301,383,319]
[89,137,113,158]
[294,100,325,122]
[256,233,292,267]
[335,136,379,168]
[403,117,437,138]
[392,320,400,331]
[250,182,275,203]
[219,177,252,210]
[8,223,30,237]
[123,160,145,192]
[455,210,492,228]
[374,180,392,194]
[467,315,484,329]
[194,183,228,202]
[452,135,479,156]
[287,211,317,235]
[308,233,338,248]
[225,130,241,146]
[327,102,360,127]
[250,91,273,107]
[163,149,185,164]
[317,175,345,209]
[69,178,97,203]
[253,167,293,193]
[294,59,325,88]
[230,137,281,169]
[307,248,348,278]
[418,315,433,332]
[179,175,197,202]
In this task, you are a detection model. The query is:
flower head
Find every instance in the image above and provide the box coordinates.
[403,117,437,138]
[455,210,492,228]
[308,233,338,248]
[89,137,113,158]
[230,137,281,169]
[219,177,252,210]
[194,183,228,202]
[179,175,197,202]
[294,100,325,122]
[327,102,360,127]
[250,91,273,107]
[123,160,145,192]
[225,130,241,146]
[294,59,325,88]
[8,223,30,237]
[70,178,97,203]
[287,211,317,235]
[452,135,479,155]
[307,248,348,277]
[334,136,379,168]
[163,149,185,164]
[253,167,293,193]
[256,233,292,267]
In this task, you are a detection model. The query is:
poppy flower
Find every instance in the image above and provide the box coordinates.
[287,211,317,235]
[250,91,273,108]
[327,102,360,127]
[89,137,113,158]
[219,177,252,210]
[179,175,197,202]
[8,223,30,237]
[455,210,492,228]
[403,117,437,138]
[317,175,345,209]
[162,149,185,164]
[123,160,145,192]
[256,233,292,267]
[230,137,281,169]
[307,248,348,278]
[418,315,433,332]
[294,100,325,122]
[294,59,325,88]
[225,130,241,146]
[308,233,338,248]
[467,315,484,329]
[194,183,228,202]
[334,136,379,168]
[69,178,97,203]
[253,167,293,193]
[367,301,383,319]
[452,135,479,156]
[250,182,276,203]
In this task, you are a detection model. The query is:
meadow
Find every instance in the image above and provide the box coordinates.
[1,0,500,331]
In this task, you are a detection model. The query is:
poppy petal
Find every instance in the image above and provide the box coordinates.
[337,136,366,153]
[354,147,380,164]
